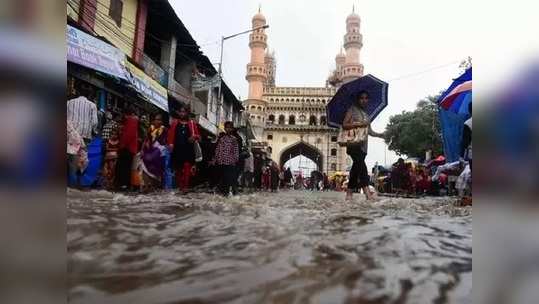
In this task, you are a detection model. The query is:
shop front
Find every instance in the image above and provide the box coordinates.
[67,24,169,118]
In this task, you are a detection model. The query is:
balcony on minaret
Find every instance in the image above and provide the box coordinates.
[246,63,267,80]
[343,33,363,49]
[341,64,364,84]
[249,32,267,48]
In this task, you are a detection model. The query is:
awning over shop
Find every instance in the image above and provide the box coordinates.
[197,115,218,136]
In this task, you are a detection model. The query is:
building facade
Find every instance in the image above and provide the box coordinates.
[245,9,364,174]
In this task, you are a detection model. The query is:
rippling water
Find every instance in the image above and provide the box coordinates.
[67,189,471,304]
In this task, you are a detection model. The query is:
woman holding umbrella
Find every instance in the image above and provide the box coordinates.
[342,90,385,201]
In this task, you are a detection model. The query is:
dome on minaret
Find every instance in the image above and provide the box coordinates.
[346,13,360,22]
[252,6,266,24]
[346,6,360,23]
[252,12,266,22]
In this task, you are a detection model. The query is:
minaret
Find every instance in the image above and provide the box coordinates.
[335,48,346,79]
[341,6,364,84]
[245,8,268,141]
[264,49,276,87]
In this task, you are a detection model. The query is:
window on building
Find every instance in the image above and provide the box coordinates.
[331,136,338,142]
[278,115,285,125]
[109,0,123,27]
[320,116,327,125]
[309,115,317,126]
[289,115,296,125]
[331,163,337,171]
[267,134,273,140]
[331,148,337,156]
[268,114,275,123]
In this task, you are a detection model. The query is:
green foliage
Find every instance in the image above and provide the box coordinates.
[384,94,443,158]
[459,56,472,72]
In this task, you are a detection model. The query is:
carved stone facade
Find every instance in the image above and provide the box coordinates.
[245,9,362,174]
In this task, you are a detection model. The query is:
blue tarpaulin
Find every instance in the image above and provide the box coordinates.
[163,148,174,189]
[438,68,472,162]
[80,137,103,187]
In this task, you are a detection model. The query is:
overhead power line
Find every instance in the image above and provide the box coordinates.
[387,61,461,82]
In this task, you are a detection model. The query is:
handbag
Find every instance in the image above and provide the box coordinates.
[339,126,368,146]
[193,141,203,163]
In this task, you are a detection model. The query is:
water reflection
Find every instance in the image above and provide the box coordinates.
[68,190,471,304]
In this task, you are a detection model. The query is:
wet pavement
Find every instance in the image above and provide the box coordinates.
[67,189,471,304]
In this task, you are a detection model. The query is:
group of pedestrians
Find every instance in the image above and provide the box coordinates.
[250,154,288,192]
[66,88,389,201]
[67,91,255,196]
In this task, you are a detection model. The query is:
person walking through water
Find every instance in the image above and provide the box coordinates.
[167,106,200,194]
[243,150,254,191]
[342,91,385,201]
[212,121,240,196]
[116,106,139,191]
[141,113,168,193]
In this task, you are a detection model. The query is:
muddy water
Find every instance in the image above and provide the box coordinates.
[67,190,471,304]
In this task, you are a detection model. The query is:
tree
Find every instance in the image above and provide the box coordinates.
[384,94,443,159]
[459,56,472,72]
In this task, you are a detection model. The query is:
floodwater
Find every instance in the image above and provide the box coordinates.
[67,189,471,304]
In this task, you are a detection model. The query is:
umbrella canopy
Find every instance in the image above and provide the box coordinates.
[438,67,472,116]
[326,74,389,128]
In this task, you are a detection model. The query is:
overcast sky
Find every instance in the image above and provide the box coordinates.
[169,0,473,169]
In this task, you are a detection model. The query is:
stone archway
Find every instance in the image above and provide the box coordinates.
[279,141,323,172]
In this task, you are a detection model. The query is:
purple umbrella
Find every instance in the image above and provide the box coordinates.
[326,74,389,128]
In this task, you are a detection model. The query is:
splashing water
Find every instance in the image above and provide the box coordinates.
[67,189,471,304]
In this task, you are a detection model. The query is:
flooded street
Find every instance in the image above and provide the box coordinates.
[67,190,471,304]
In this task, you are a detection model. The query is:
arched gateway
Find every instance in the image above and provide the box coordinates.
[279,141,323,171]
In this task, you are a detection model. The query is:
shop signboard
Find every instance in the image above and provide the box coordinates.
[66,25,127,79]
[125,61,169,112]
[141,53,168,87]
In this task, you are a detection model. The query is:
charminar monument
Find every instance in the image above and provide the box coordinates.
[245,7,364,174]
